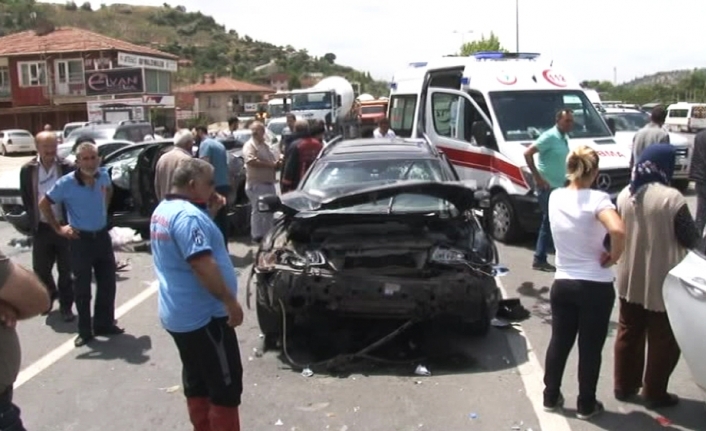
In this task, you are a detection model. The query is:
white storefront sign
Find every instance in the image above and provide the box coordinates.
[86,97,144,122]
[142,95,175,108]
[117,52,178,72]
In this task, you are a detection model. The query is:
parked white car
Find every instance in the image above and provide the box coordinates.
[0,129,36,155]
[663,244,706,400]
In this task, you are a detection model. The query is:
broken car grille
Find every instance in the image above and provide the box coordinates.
[344,254,419,270]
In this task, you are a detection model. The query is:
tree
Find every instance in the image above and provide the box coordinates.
[64,1,77,10]
[459,32,507,56]
[288,75,302,90]
[80,1,92,11]
[323,53,336,64]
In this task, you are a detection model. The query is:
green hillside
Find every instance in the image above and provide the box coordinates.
[0,0,389,95]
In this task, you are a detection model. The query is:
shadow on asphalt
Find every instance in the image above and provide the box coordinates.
[230,249,254,268]
[267,318,528,378]
[557,397,705,431]
[44,311,78,335]
[75,334,152,365]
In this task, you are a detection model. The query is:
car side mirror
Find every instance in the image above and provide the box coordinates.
[258,194,282,213]
[474,190,490,208]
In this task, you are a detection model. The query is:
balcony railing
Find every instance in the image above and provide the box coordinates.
[53,82,86,97]
[0,86,10,98]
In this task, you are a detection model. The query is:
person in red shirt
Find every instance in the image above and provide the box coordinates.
[280,120,324,193]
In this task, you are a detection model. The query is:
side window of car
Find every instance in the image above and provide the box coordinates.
[114,129,129,141]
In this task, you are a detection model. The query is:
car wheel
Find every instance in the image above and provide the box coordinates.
[673,179,690,193]
[490,192,522,244]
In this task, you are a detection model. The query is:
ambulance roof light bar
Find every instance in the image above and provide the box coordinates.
[472,51,541,61]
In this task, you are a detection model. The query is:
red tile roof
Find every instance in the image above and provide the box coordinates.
[175,77,274,94]
[0,27,178,59]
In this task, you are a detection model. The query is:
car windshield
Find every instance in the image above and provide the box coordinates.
[604,112,649,132]
[360,105,386,114]
[267,122,287,135]
[268,104,286,118]
[291,91,332,111]
[8,131,31,137]
[63,125,83,138]
[489,90,612,141]
[301,158,455,214]
[67,128,114,142]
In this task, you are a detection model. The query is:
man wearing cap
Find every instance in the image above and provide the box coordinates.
[39,141,123,347]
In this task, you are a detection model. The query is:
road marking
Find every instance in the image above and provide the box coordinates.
[496,276,573,431]
[15,281,159,389]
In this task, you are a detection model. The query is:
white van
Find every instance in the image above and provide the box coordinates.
[665,102,706,133]
[388,52,629,243]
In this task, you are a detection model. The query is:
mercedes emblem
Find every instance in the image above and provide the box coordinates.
[596,173,611,190]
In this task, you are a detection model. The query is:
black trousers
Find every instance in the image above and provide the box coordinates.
[214,185,231,246]
[543,279,615,409]
[69,229,117,336]
[168,317,243,407]
[32,223,73,309]
[0,387,25,431]
[695,181,706,236]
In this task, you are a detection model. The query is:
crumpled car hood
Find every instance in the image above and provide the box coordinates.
[280,181,476,215]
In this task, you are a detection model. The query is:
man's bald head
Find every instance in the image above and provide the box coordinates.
[35,131,58,161]
[43,124,52,131]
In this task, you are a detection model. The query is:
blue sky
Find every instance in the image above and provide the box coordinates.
[42,0,706,83]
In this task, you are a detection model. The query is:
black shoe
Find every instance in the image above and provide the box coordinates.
[94,325,125,336]
[543,393,565,412]
[251,236,263,245]
[74,333,94,347]
[532,261,556,272]
[576,401,605,420]
[60,307,75,322]
[645,393,679,409]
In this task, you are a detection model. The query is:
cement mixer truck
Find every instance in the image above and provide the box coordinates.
[272,76,356,136]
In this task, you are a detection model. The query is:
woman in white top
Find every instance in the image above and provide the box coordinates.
[542,145,626,420]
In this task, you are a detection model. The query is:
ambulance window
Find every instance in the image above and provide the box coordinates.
[431,93,478,144]
[390,95,417,138]
[668,109,688,118]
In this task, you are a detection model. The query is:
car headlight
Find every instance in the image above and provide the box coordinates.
[280,250,327,269]
[430,246,467,264]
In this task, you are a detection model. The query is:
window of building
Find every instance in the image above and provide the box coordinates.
[0,67,9,88]
[144,70,171,94]
[18,61,47,87]
[207,96,219,108]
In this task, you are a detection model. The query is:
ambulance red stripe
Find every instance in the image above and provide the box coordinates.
[436,145,528,188]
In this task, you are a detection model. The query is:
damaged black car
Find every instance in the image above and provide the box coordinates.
[250,138,504,347]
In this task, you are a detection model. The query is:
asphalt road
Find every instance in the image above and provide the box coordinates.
[0,144,704,431]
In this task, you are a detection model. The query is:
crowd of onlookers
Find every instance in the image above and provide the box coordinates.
[527,106,705,420]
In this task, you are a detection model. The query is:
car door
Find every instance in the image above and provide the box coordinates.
[132,142,168,216]
[424,87,496,187]
[663,244,706,396]
[101,145,149,215]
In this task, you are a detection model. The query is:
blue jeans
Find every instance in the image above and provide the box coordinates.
[534,188,555,264]
[0,388,25,431]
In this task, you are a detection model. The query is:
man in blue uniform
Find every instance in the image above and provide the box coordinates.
[39,141,123,347]
[151,158,244,431]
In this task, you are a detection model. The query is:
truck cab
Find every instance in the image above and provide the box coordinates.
[389,52,629,243]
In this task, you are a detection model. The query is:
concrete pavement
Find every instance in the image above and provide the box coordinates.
[0,144,704,430]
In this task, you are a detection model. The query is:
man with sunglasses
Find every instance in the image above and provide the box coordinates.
[39,140,123,347]
[523,109,573,272]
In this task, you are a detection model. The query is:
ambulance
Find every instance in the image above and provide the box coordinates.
[388,52,630,244]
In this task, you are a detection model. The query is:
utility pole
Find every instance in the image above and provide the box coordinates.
[613,67,617,85]
[515,0,519,52]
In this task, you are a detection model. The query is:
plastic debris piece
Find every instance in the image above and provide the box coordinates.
[326,413,336,418]
[253,347,263,358]
[469,413,478,419]
[296,402,329,412]
[301,367,314,377]
[414,364,431,376]
[491,317,511,328]
[161,385,180,393]
[259,333,265,338]
[353,406,360,412]
[655,416,672,426]
[414,380,422,385]
[275,419,283,426]
[339,426,348,431]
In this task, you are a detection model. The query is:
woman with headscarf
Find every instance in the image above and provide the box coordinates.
[613,143,701,409]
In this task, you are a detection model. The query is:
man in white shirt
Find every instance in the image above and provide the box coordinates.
[373,117,396,139]
[155,129,195,201]
[18,131,75,321]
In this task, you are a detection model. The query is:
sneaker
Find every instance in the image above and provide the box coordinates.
[576,401,605,420]
[532,261,556,272]
[543,393,565,412]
